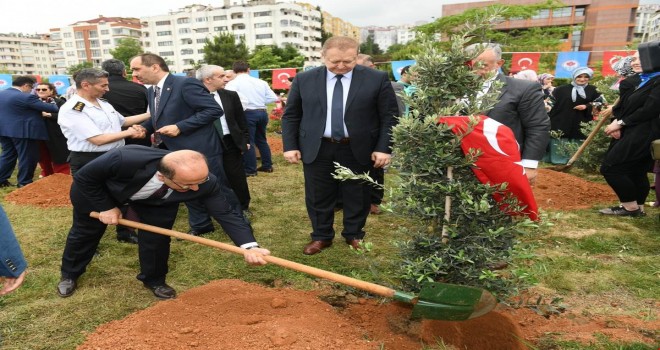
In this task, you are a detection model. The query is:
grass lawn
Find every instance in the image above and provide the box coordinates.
[0,135,658,349]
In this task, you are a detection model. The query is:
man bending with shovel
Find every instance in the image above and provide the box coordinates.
[57,145,270,299]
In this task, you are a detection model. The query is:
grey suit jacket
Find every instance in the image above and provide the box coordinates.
[281,65,399,165]
[486,74,550,162]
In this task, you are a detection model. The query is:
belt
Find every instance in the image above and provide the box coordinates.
[245,108,267,112]
[322,137,350,144]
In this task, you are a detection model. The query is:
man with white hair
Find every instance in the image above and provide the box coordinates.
[468,43,550,184]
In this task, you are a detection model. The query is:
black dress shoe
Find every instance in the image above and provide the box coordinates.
[246,172,257,177]
[144,283,176,299]
[257,166,274,173]
[117,232,139,244]
[188,226,214,236]
[57,278,77,297]
[0,181,14,188]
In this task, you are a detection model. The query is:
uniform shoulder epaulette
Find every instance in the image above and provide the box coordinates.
[72,101,85,112]
[99,97,108,102]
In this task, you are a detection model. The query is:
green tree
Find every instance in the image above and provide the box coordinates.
[66,61,93,76]
[109,38,143,68]
[203,32,249,68]
[248,46,281,69]
[316,5,332,45]
[271,45,305,68]
[359,35,382,55]
[386,41,424,61]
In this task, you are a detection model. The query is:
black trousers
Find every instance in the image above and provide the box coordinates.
[600,159,652,205]
[222,135,251,210]
[303,140,371,241]
[60,183,178,286]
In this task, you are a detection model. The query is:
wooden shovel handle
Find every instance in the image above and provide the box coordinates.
[90,212,396,299]
[565,100,617,167]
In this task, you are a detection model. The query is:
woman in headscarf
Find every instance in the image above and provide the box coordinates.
[538,73,555,111]
[546,67,602,164]
[599,48,660,216]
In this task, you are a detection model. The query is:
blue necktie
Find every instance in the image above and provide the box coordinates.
[331,74,345,141]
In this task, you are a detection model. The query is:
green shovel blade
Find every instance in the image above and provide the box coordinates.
[395,281,497,321]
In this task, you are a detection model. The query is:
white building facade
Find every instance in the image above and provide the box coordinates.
[141,1,322,72]
[0,33,58,76]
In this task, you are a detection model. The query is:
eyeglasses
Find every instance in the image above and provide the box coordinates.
[35,88,50,92]
[167,175,210,190]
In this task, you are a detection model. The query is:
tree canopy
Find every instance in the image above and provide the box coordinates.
[203,32,250,68]
[109,38,144,68]
[66,61,93,76]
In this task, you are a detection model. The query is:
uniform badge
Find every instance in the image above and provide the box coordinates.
[73,102,85,112]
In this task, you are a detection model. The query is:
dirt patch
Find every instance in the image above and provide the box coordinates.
[4,173,72,207]
[77,279,658,350]
[267,135,283,155]
[533,169,618,210]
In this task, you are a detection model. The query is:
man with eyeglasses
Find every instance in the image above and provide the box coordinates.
[57,145,270,300]
[0,76,59,188]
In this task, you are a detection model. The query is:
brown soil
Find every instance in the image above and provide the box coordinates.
[8,137,651,349]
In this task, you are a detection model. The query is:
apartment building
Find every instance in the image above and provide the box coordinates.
[49,16,141,73]
[140,0,322,72]
[635,4,660,41]
[0,33,58,75]
[321,10,360,41]
[443,0,639,63]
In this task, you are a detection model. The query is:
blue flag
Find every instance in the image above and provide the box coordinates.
[391,60,416,81]
[249,70,260,78]
[48,75,70,96]
[554,52,590,78]
[0,74,11,90]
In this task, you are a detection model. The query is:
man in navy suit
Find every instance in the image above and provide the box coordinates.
[130,53,239,236]
[0,76,59,187]
[57,145,270,299]
[282,36,398,255]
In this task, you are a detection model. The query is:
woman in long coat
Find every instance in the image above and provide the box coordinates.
[35,83,69,176]
[600,50,660,216]
[547,67,601,164]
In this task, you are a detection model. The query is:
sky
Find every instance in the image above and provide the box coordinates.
[2,0,659,34]
[2,0,483,34]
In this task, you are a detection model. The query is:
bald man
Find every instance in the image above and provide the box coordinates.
[57,145,269,300]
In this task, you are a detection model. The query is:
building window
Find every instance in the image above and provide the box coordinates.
[65,42,72,47]
[181,38,193,44]
[195,28,209,33]
[179,28,191,34]
[157,31,172,36]
[253,11,272,17]
[101,29,109,35]
[232,24,245,30]
[158,41,173,46]
[177,17,190,24]
[254,22,272,28]
[89,40,100,48]
[155,20,172,26]
[198,49,205,53]
[159,51,174,56]
[256,34,273,39]
[213,15,227,21]
[63,33,71,38]
[196,17,208,22]
[102,39,110,44]
[76,41,85,49]
[88,30,98,38]
[74,31,84,39]
[181,48,194,55]
[575,6,586,17]
[532,9,550,19]
[196,38,207,43]
[91,49,101,57]
[552,7,572,18]
[571,30,582,51]
[214,26,228,31]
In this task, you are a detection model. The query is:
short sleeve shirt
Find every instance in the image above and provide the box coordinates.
[58,94,126,152]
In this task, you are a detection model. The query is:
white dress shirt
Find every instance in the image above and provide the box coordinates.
[225,73,278,109]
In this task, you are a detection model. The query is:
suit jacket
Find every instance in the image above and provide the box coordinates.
[215,89,249,153]
[104,75,149,117]
[281,65,399,165]
[74,145,256,246]
[0,88,59,140]
[0,205,27,278]
[486,74,550,162]
[142,75,223,159]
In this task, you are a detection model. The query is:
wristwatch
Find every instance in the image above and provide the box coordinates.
[616,119,626,126]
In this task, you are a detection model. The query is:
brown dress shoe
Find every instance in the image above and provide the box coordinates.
[369,204,381,215]
[303,240,332,255]
[346,239,363,250]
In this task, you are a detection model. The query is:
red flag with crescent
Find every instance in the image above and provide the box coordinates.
[510,53,540,73]
[272,68,296,89]
[601,50,636,76]
[438,115,539,221]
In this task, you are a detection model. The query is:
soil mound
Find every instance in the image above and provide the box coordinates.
[4,173,72,207]
[533,168,618,210]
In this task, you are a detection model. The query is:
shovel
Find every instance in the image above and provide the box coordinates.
[90,212,497,321]
[550,99,615,172]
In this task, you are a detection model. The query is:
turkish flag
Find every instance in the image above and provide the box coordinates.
[601,50,636,76]
[438,115,539,221]
[510,53,541,73]
[272,68,296,89]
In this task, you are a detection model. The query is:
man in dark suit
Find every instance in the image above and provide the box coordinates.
[469,43,550,184]
[197,65,252,214]
[102,58,151,244]
[0,76,59,187]
[130,53,239,236]
[57,145,270,299]
[282,36,398,255]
